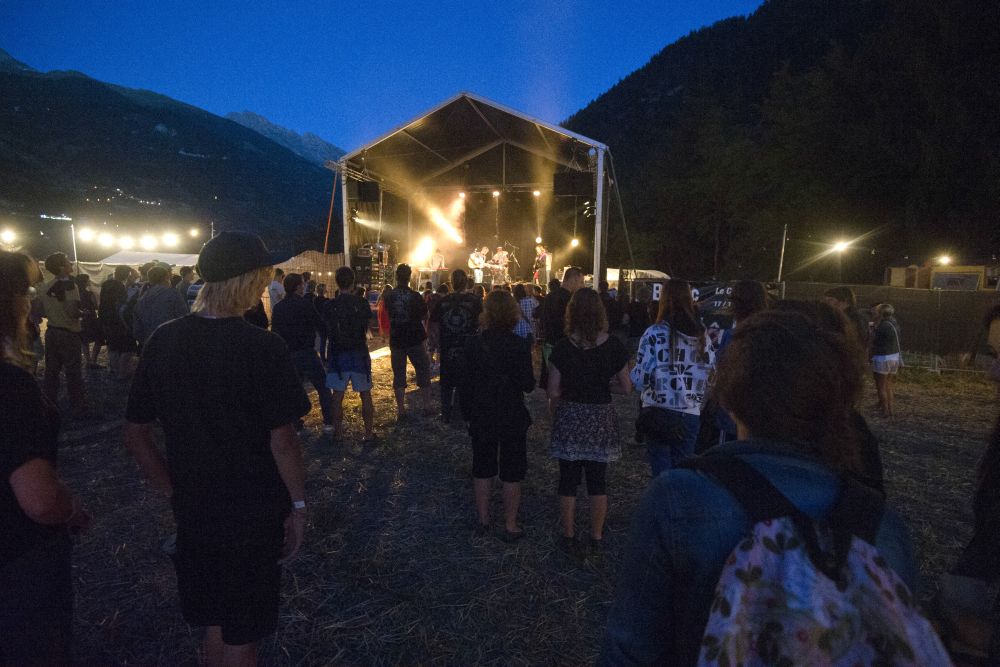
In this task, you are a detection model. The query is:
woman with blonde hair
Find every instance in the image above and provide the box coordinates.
[124,232,311,666]
[1,251,90,663]
[461,290,535,540]
[871,303,902,417]
[548,287,631,560]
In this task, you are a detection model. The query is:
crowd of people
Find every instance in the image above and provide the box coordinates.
[2,232,999,665]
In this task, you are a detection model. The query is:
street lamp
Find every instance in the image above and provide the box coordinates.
[832,240,851,253]
[938,255,952,266]
[570,238,580,248]
[0,229,15,245]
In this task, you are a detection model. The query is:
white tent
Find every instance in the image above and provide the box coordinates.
[96,251,200,267]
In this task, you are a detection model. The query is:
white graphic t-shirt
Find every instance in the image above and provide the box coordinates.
[630,322,714,415]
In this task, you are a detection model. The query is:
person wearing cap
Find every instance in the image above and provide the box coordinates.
[123,232,310,665]
[133,264,189,347]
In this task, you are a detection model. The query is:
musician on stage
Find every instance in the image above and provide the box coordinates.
[533,244,551,285]
[468,247,486,284]
[430,248,446,289]
[492,247,509,268]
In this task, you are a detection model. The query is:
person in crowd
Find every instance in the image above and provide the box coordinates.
[301,271,312,285]
[548,288,631,560]
[514,282,538,342]
[714,280,768,442]
[425,282,448,361]
[99,265,136,381]
[0,251,91,665]
[268,267,286,307]
[323,267,376,443]
[823,285,870,347]
[936,305,1000,664]
[186,277,205,309]
[385,264,432,419]
[303,279,317,307]
[314,284,330,361]
[244,300,269,329]
[624,286,651,356]
[511,283,534,343]
[176,266,196,299]
[38,253,90,417]
[599,309,920,666]
[75,273,103,369]
[871,303,902,418]
[541,268,584,389]
[124,231,309,667]
[133,265,189,347]
[431,269,482,424]
[376,284,391,340]
[271,273,334,433]
[461,290,535,540]
[632,280,713,476]
[598,280,622,337]
[472,284,486,300]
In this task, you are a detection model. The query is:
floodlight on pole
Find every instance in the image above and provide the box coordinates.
[140,235,158,251]
[78,227,96,242]
[0,229,16,245]
[938,255,952,266]
[535,236,543,244]
[492,190,500,198]
[532,190,541,197]
[570,238,580,248]
[458,192,465,199]
[832,240,851,253]
[119,235,135,250]
[98,233,115,248]
[163,232,180,247]
[189,228,200,238]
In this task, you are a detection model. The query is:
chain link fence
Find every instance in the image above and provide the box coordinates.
[783,281,1000,373]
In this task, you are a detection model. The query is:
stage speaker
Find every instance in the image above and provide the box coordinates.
[553,171,594,197]
[358,181,381,202]
[352,253,373,268]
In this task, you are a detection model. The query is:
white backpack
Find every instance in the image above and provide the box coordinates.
[681,455,953,667]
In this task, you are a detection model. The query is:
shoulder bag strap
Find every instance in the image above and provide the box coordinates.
[678,454,806,524]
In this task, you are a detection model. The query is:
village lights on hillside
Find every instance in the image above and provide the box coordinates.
[938,255,953,265]
[0,229,16,245]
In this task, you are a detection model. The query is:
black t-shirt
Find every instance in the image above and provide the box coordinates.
[98,278,126,320]
[1,361,64,564]
[431,291,482,353]
[549,335,629,404]
[323,293,372,355]
[385,286,427,348]
[542,287,572,342]
[125,314,310,530]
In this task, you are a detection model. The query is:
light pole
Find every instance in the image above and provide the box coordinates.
[832,240,850,283]
[776,223,788,282]
[69,224,79,274]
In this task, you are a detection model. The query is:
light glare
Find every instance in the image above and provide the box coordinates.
[570,238,580,248]
[78,228,96,242]
[832,241,850,253]
[0,229,15,244]
[98,233,115,248]
[163,232,180,247]
[140,235,158,250]
[119,235,135,250]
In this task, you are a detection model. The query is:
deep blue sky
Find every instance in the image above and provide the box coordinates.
[1,1,763,151]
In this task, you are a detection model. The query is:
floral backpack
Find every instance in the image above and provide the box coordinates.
[679,455,953,667]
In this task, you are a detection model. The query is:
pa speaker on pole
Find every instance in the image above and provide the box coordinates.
[358,181,381,202]
[553,171,594,197]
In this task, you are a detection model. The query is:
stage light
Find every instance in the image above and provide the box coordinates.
[832,240,850,253]
[570,238,580,248]
[162,232,180,247]
[119,235,135,250]
[535,236,543,244]
[938,255,952,265]
[532,190,541,197]
[0,229,15,244]
[98,233,115,248]
[189,228,200,237]
[140,234,158,251]
[458,192,466,199]
[492,190,500,198]
[78,227,96,242]
[409,236,435,266]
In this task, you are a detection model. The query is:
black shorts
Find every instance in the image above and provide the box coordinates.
[557,459,608,496]
[471,424,528,482]
[174,517,284,646]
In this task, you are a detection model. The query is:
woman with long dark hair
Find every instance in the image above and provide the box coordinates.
[548,288,631,560]
[601,310,924,666]
[0,251,90,663]
[631,279,714,476]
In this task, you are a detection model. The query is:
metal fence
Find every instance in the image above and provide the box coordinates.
[782,281,1000,372]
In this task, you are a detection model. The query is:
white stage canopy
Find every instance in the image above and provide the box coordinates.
[332,92,614,280]
[97,251,200,267]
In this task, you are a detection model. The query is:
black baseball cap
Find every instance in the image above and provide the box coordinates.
[196,231,291,283]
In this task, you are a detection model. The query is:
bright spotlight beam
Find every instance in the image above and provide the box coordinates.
[162,232,180,247]
[78,228,96,242]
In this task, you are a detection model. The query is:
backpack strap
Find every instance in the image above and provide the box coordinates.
[679,454,808,525]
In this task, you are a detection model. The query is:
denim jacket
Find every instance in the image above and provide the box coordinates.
[599,439,918,667]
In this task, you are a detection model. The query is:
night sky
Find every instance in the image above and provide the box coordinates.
[1,1,763,151]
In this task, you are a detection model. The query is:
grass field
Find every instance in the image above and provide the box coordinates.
[53,355,997,666]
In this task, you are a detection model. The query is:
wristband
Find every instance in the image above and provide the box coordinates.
[292,500,306,511]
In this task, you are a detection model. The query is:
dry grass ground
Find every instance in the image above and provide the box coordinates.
[50,354,997,666]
